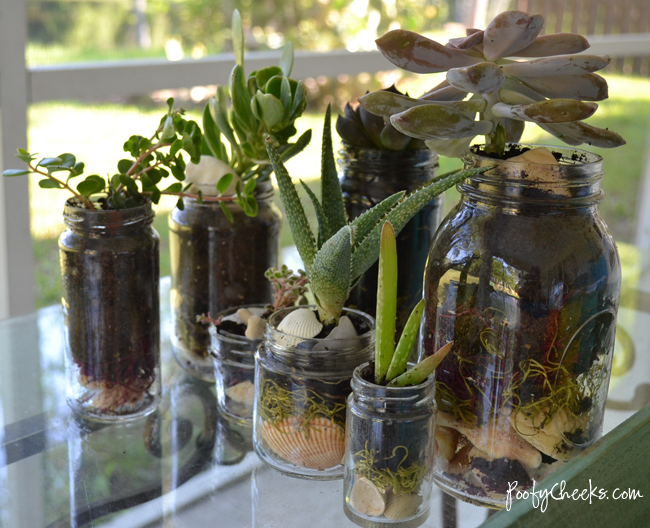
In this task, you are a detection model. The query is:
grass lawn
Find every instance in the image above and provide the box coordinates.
[26,73,650,307]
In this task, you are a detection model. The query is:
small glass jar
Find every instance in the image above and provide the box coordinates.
[422,145,621,507]
[253,306,375,480]
[169,182,281,381]
[343,363,436,528]
[339,144,443,336]
[59,199,161,421]
[211,304,266,424]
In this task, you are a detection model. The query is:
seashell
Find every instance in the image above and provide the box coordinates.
[312,316,358,351]
[260,416,344,470]
[225,380,255,407]
[435,425,459,462]
[222,312,245,325]
[349,477,386,517]
[277,308,323,346]
[245,315,266,340]
[384,492,423,520]
[508,146,558,165]
[237,308,253,324]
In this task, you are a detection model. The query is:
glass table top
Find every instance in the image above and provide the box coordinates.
[1,240,649,528]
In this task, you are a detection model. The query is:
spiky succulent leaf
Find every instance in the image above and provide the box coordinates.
[300,180,330,249]
[388,341,453,387]
[391,105,493,140]
[376,30,480,73]
[482,11,544,61]
[386,298,425,382]
[350,192,405,248]
[266,141,317,272]
[491,99,598,123]
[350,166,491,280]
[375,222,398,384]
[310,225,353,324]
[320,106,348,234]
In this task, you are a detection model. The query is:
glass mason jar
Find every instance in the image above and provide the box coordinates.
[59,199,161,421]
[343,363,436,528]
[339,144,443,336]
[169,181,281,381]
[211,304,267,424]
[422,145,621,507]
[253,305,375,480]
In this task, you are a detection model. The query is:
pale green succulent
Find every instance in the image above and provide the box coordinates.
[266,107,490,324]
[359,10,625,158]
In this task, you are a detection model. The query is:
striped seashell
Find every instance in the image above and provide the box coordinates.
[277,308,323,346]
[260,416,345,470]
[383,492,423,520]
[349,477,386,517]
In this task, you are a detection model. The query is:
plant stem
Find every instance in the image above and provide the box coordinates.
[29,164,95,210]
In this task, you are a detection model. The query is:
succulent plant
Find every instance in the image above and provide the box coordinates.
[374,221,452,386]
[266,106,490,325]
[359,10,625,158]
[200,10,310,218]
[265,265,309,312]
[336,86,426,151]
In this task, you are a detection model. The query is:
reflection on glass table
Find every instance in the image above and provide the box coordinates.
[1,239,649,528]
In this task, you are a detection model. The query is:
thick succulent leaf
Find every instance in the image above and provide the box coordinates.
[518,73,608,101]
[336,115,375,148]
[386,298,425,382]
[447,62,506,94]
[447,30,484,50]
[350,191,405,249]
[391,104,493,140]
[232,10,245,67]
[380,124,412,150]
[280,42,294,77]
[502,55,611,77]
[388,341,453,387]
[253,91,285,130]
[514,33,590,57]
[499,88,537,105]
[320,106,348,234]
[350,166,490,280]
[360,91,486,119]
[375,221,398,384]
[266,141,317,272]
[310,225,353,323]
[502,118,526,143]
[420,79,468,101]
[359,105,385,147]
[483,11,544,61]
[375,30,480,74]
[230,65,256,131]
[202,104,228,162]
[278,129,312,163]
[545,121,626,148]
[300,180,330,249]
[491,99,598,123]
[536,123,584,146]
[501,77,545,102]
[424,137,473,157]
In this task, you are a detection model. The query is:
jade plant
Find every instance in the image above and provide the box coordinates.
[266,106,491,325]
[3,99,204,210]
[358,10,626,158]
[374,221,452,386]
[197,9,310,219]
[336,86,425,150]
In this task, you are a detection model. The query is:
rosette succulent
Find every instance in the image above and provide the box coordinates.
[359,10,626,158]
[200,10,309,218]
[336,86,425,151]
[266,106,490,324]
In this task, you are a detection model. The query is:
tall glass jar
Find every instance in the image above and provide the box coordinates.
[169,181,281,381]
[422,145,621,507]
[343,363,436,528]
[60,199,161,421]
[339,145,443,336]
[253,306,375,480]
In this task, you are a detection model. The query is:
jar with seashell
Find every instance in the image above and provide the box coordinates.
[253,305,375,479]
[210,304,270,424]
[343,363,436,528]
[422,145,621,507]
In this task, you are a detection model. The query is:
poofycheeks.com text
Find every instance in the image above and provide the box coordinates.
[506,480,644,512]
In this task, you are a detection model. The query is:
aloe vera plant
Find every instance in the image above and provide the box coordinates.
[374,221,452,386]
[266,107,491,325]
[359,10,626,158]
[199,10,310,218]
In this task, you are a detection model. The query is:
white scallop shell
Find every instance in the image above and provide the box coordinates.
[349,477,386,517]
[277,308,323,344]
[383,492,423,520]
[260,416,345,470]
[225,380,255,406]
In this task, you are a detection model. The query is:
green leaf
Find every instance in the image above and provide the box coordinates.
[210,92,243,162]
[140,174,154,190]
[280,77,292,119]
[170,138,183,157]
[320,106,348,234]
[77,175,106,198]
[232,9,244,67]
[243,177,256,195]
[254,91,284,130]
[176,196,185,211]
[161,114,176,141]
[280,42,294,77]
[220,201,234,222]
[350,192,405,248]
[388,341,453,387]
[38,157,63,167]
[38,179,62,189]
[167,97,174,112]
[300,180,330,249]
[197,189,204,204]
[117,159,133,174]
[386,299,425,382]
[57,153,76,169]
[3,169,30,176]
[110,174,121,191]
[309,225,353,324]
[230,64,256,132]
[244,195,258,217]
[72,162,85,176]
[118,174,140,197]
[289,80,306,120]
[202,104,227,162]
[151,188,161,204]
[374,222,398,384]
[255,66,284,89]
[217,173,234,194]
[266,140,317,273]
[279,129,312,163]
[164,182,183,193]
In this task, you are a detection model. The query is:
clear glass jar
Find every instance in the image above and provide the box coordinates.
[339,144,443,336]
[169,182,281,381]
[253,306,375,480]
[343,363,436,528]
[211,304,266,424]
[59,199,160,422]
[422,145,621,507]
